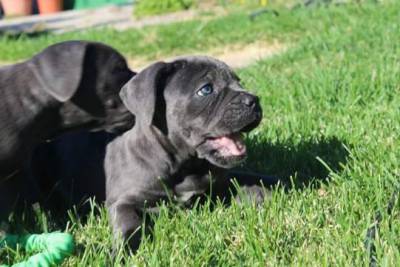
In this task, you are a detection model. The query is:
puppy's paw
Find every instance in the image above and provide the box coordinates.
[234,185,271,206]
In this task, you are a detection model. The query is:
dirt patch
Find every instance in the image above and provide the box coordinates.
[0,41,287,70]
[0,61,13,66]
[128,40,287,71]
[212,40,287,69]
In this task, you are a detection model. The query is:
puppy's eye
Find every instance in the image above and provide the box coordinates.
[197,84,213,96]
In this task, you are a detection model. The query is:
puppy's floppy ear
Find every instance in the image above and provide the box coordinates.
[120,61,169,127]
[28,41,87,102]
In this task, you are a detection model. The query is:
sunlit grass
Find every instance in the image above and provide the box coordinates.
[1,1,399,266]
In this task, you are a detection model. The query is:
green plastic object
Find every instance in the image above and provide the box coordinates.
[0,232,75,267]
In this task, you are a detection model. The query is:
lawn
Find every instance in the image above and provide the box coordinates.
[1,1,400,266]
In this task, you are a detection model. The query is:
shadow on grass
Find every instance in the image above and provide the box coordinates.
[240,136,350,189]
[0,30,51,39]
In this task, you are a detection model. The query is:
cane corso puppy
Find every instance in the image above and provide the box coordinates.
[33,56,275,250]
[0,40,134,179]
[108,57,267,248]
[0,41,134,216]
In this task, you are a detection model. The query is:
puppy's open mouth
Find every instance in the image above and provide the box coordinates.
[206,133,246,157]
[195,112,261,168]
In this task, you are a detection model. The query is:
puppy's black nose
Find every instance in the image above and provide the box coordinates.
[240,93,258,107]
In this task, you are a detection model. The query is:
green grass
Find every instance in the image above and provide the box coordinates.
[133,0,193,17]
[1,1,400,266]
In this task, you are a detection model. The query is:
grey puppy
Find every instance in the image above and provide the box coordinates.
[0,41,134,179]
[0,41,134,215]
[32,56,269,250]
[107,56,263,248]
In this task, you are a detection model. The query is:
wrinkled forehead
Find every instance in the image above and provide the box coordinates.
[171,56,239,81]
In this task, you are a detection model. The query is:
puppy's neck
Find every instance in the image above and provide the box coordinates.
[154,125,198,161]
[57,102,100,133]
[123,125,197,174]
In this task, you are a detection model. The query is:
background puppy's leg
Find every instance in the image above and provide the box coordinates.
[0,165,41,222]
[108,200,143,252]
[0,177,19,222]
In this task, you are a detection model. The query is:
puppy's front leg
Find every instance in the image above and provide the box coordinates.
[211,170,279,205]
[227,170,280,187]
[108,200,142,251]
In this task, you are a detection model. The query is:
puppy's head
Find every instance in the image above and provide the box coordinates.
[121,56,262,169]
[28,41,135,133]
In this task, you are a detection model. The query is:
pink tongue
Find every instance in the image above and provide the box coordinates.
[211,135,246,156]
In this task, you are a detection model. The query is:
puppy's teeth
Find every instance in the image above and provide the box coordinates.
[235,141,244,150]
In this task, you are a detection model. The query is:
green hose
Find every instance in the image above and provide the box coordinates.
[0,232,75,267]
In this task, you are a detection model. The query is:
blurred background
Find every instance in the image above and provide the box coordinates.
[0,0,279,69]
[0,0,131,17]
[0,0,270,18]
[0,0,274,44]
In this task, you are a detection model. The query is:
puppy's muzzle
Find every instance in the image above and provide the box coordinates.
[223,92,262,133]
